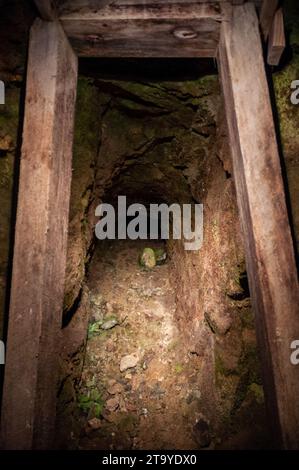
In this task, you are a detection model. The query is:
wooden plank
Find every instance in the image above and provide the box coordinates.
[260,0,279,39]
[218,3,299,449]
[60,3,225,57]
[58,0,236,14]
[58,0,260,16]
[1,19,78,449]
[267,8,285,66]
[34,0,58,20]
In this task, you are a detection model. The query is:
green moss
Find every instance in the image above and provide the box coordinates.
[229,345,263,414]
[272,34,299,248]
[153,247,167,265]
[273,54,299,158]
[139,247,156,269]
[240,308,255,329]
[69,77,101,221]
[88,320,104,338]
[248,383,264,405]
[215,351,237,379]
[174,363,184,374]
[78,389,104,418]
[0,86,20,143]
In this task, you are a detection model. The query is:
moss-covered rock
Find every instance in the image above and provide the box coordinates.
[63,78,102,314]
[139,247,156,269]
[273,0,299,254]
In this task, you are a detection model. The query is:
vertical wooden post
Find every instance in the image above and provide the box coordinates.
[1,19,78,449]
[218,4,299,449]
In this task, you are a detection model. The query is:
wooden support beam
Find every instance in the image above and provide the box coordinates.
[267,8,285,66]
[60,3,226,57]
[218,3,299,449]
[260,0,279,39]
[34,0,58,20]
[1,19,78,449]
[58,0,241,13]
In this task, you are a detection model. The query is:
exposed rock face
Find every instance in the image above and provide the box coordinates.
[0,86,20,338]
[65,73,267,447]
[273,1,299,259]
[63,78,102,315]
[165,100,265,444]
[120,354,139,373]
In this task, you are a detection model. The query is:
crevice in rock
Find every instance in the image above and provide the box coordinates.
[63,288,83,329]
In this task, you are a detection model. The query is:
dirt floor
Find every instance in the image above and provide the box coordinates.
[76,239,207,450]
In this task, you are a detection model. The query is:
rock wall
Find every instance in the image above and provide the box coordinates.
[63,78,102,316]
[273,0,299,259]
[168,108,267,447]
[0,86,20,339]
[58,73,267,447]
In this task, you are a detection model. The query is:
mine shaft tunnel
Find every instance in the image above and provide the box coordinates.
[2,0,299,452]
[55,58,269,450]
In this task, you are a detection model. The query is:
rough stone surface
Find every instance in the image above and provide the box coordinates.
[120,354,139,372]
[139,248,156,269]
[87,417,102,431]
[0,86,20,339]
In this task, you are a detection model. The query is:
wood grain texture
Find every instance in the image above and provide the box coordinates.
[267,8,285,66]
[260,0,279,39]
[218,3,299,449]
[1,19,78,449]
[59,0,236,14]
[58,0,262,16]
[60,3,226,57]
[34,0,58,20]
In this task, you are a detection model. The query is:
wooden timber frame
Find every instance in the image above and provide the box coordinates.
[1,0,298,450]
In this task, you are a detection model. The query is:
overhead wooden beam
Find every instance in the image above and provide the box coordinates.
[267,8,285,66]
[34,0,58,20]
[259,0,279,39]
[58,0,112,14]
[1,19,78,449]
[59,3,227,57]
[218,3,299,449]
[58,0,241,14]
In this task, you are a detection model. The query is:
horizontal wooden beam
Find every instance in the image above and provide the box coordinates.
[267,8,285,66]
[58,0,240,15]
[60,3,228,57]
[58,0,262,17]
[218,3,299,449]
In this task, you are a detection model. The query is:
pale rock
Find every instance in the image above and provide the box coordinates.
[120,353,139,372]
[87,417,102,430]
[108,382,123,395]
[106,397,119,412]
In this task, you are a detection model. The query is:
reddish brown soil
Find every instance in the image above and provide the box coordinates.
[77,240,205,450]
